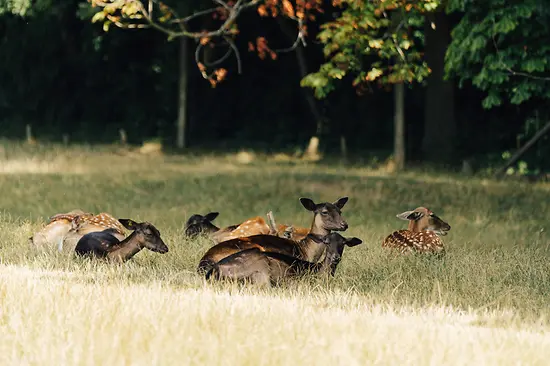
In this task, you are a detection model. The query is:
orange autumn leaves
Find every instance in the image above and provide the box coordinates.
[257,0,322,19]
[248,0,322,62]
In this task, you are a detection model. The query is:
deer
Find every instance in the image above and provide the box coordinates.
[29,209,91,248]
[30,210,127,252]
[212,215,311,243]
[382,206,451,255]
[205,232,363,285]
[197,196,349,274]
[63,213,127,251]
[185,211,310,243]
[74,219,168,263]
[184,212,231,238]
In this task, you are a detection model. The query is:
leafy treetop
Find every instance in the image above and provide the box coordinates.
[445,0,550,109]
[301,0,441,99]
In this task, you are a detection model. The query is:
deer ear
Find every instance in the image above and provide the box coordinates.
[396,210,423,221]
[204,212,219,222]
[345,237,363,247]
[333,197,349,209]
[118,219,139,231]
[300,198,316,211]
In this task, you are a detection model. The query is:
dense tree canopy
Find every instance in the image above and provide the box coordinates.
[445,0,550,109]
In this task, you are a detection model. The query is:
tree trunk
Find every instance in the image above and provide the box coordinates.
[423,11,455,163]
[176,36,188,149]
[294,43,325,135]
[277,18,325,159]
[394,83,405,171]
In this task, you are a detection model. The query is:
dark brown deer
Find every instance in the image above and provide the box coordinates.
[197,196,349,274]
[184,212,228,238]
[382,207,451,254]
[206,232,362,285]
[75,219,168,263]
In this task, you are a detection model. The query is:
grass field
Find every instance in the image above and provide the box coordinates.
[1,141,550,365]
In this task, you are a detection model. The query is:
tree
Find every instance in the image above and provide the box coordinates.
[301,0,440,169]
[84,0,324,150]
[445,0,550,109]
[86,0,322,85]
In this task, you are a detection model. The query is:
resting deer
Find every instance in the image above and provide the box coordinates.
[206,232,362,285]
[185,212,229,238]
[185,211,309,243]
[382,207,451,254]
[197,196,349,274]
[75,219,168,263]
[30,210,127,251]
[63,213,127,251]
[29,209,91,248]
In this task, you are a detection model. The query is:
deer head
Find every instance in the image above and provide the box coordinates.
[396,207,451,236]
[299,196,349,233]
[310,232,362,275]
[185,212,220,237]
[118,219,169,254]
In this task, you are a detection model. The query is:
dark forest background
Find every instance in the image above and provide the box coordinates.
[1,0,549,174]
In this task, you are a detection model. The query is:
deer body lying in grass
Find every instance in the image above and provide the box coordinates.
[197,197,349,274]
[30,210,126,251]
[206,232,362,285]
[75,219,168,263]
[185,212,310,243]
[382,207,451,255]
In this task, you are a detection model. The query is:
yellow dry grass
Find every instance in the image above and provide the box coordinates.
[1,265,549,366]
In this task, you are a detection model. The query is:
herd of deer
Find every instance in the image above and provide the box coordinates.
[29,197,451,285]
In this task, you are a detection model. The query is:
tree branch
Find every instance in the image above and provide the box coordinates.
[89,0,320,84]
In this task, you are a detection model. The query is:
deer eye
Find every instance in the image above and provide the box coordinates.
[321,211,328,215]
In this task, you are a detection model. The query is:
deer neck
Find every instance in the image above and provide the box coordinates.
[407,220,425,232]
[296,214,330,262]
[297,232,327,263]
[107,232,143,262]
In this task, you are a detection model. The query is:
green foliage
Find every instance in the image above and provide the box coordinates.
[0,0,53,16]
[0,0,31,16]
[302,0,441,98]
[446,0,550,109]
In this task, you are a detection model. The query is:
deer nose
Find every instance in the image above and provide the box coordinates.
[340,222,348,230]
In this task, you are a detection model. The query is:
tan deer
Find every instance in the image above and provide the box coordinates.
[197,197,349,274]
[30,210,126,251]
[184,212,309,243]
[74,219,168,263]
[206,232,363,285]
[382,207,451,255]
[211,216,311,243]
[63,213,127,251]
[29,209,91,248]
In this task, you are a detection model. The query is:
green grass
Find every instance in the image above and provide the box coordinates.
[1,140,550,364]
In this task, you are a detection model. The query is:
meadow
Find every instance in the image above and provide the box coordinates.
[1,141,550,365]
